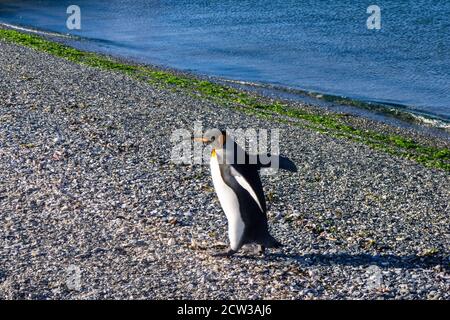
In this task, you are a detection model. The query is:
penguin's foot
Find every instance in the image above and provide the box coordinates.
[212,248,236,257]
[256,245,265,256]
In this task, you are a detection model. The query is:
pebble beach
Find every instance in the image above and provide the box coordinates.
[0,37,449,299]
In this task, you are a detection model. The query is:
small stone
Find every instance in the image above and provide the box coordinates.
[427,291,440,300]
[183,211,193,217]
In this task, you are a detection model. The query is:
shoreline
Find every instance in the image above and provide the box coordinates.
[0,26,449,173]
[0,27,449,299]
[2,22,450,132]
[220,78,450,134]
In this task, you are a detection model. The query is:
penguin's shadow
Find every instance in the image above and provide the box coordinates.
[234,252,447,270]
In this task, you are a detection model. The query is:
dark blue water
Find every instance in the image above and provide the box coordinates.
[1,0,449,123]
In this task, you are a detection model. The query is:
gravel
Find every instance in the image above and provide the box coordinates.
[0,40,449,300]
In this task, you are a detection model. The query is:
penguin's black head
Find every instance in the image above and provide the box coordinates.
[193,129,227,149]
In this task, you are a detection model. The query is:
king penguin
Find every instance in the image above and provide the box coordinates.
[194,129,297,257]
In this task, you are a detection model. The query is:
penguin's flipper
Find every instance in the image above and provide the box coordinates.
[256,154,298,172]
[229,166,266,213]
[278,155,298,172]
[212,248,236,257]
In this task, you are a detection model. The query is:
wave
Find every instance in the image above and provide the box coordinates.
[219,78,450,131]
[409,114,450,130]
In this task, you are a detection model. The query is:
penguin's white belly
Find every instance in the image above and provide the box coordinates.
[210,155,245,251]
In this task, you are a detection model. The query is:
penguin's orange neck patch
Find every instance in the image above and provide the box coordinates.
[211,149,216,157]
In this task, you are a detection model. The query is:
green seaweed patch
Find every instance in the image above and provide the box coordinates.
[1,28,449,172]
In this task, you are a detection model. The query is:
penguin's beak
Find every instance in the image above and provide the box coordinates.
[192,137,214,144]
